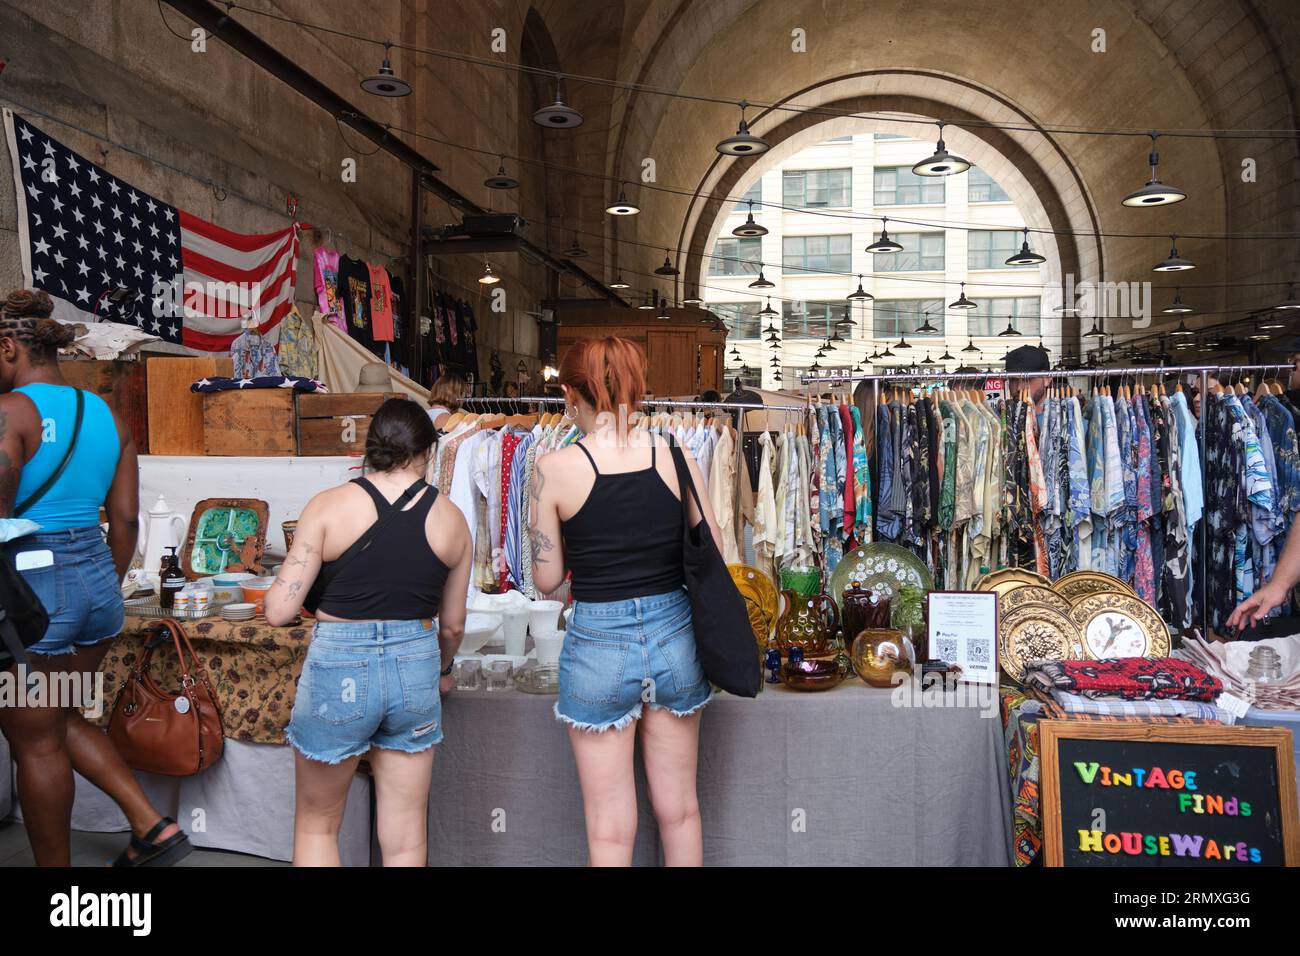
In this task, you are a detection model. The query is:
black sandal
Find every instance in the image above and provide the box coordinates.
[110,817,193,867]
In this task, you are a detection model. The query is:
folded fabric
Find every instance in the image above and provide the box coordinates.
[1023,656,1222,702]
[190,375,325,393]
[1050,688,1232,723]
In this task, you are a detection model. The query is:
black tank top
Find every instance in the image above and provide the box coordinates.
[560,439,685,602]
[311,478,451,620]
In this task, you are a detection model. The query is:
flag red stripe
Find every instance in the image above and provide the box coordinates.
[179,210,298,253]
[180,297,293,350]
[178,267,294,318]
[180,236,296,285]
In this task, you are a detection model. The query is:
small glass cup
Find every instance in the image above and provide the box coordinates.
[453,659,482,691]
[484,660,513,692]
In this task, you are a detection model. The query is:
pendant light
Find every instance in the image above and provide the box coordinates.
[916,311,938,334]
[869,348,881,361]
[866,216,903,254]
[605,185,640,216]
[759,297,778,317]
[748,269,775,290]
[829,327,845,343]
[997,315,1022,337]
[949,281,976,310]
[846,274,872,301]
[361,42,412,97]
[1083,317,1105,337]
[683,295,703,306]
[609,274,630,290]
[716,100,770,156]
[809,360,823,372]
[853,364,864,374]
[1005,229,1046,266]
[563,234,588,258]
[912,120,970,177]
[1248,324,1270,341]
[881,346,895,358]
[1153,235,1195,272]
[762,321,780,335]
[1277,284,1300,310]
[1122,132,1186,207]
[638,292,657,310]
[484,156,519,190]
[961,340,981,353]
[939,348,955,361]
[729,347,741,359]
[1162,289,1193,314]
[894,333,912,350]
[1261,314,1285,330]
[534,79,584,128]
[654,250,679,277]
[1169,318,1195,336]
[1052,296,1080,316]
[921,352,936,365]
[477,261,499,285]
[657,296,670,320]
[732,201,768,237]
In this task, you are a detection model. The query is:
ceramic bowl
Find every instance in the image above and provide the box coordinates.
[460,613,502,655]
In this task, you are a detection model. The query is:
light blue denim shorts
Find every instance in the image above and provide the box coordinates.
[555,588,712,733]
[286,619,443,764]
[5,526,124,656]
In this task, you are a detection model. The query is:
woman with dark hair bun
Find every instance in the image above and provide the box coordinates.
[0,289,189,867]
[265,396,472,866]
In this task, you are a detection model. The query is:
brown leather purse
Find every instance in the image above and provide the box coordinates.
[108,619,225,776]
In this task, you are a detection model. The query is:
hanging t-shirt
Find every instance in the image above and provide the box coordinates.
[338,255,374,354]
[368,263,394,342]
[230,325,280,379]
[277,307,318,379]
[313,247,346,332]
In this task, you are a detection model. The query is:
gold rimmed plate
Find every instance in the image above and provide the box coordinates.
[998,603,1078,683]
[998,584,1072,619]
[1068,591,1170,660]
[974,567,1053,598]
[1052,570,1136,604]
[729,563,778,649]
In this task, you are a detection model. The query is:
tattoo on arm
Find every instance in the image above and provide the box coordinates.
[530,461,546,504]
[284,541,317,569]
[274,576,303,597]
[528,525,553,565]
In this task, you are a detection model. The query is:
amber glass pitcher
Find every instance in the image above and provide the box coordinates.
[776,589,841,659]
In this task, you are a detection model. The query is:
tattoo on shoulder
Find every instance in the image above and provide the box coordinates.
[530,462,546,503]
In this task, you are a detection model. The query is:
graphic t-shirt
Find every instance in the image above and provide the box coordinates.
[338,255,374,354]
[368,263,394,342]
[313,247,345,332]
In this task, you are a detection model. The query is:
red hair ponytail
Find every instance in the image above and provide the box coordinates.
[559,336,647,417]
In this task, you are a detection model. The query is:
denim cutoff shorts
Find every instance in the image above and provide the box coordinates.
[286,619,443,764]
[555,588,712,733]
[4,526,124,656]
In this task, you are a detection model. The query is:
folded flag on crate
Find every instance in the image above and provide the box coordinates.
[4,109,300,351]
[190,375,325,393]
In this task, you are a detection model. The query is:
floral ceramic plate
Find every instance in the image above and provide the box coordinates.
[1052,571,1137,603]
[728,564,778,649]
[974,567,1053,597]
[829,543,932,613]
[998,604,1078,682]
[1068,592,1170,660]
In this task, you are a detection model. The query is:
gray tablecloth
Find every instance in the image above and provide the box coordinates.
[6,739,371,866]
[422,680,1012,866]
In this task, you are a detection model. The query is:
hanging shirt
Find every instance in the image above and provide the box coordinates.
[313,247,347,333]
[709,426,741,565]
[1169,391,1203,532]
[276,307,318,380]
[849,405,871,541]
[875,402,900,540]
[367,264,395,343]
[229,325,280,379]
[338,255,375,355]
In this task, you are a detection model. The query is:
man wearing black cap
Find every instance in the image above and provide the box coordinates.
[1005,344,1052,411]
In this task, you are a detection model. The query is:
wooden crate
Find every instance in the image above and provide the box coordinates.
[59,358,148,450]
[146,356,233,455]
[202,389,297,456]
[296,391,396,456]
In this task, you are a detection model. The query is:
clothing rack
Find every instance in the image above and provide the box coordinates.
[802,363,1288,639]
[458,395,809,412]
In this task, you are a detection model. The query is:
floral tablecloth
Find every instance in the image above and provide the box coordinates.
[91,618,312,745]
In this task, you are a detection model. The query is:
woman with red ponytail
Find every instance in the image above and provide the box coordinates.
[531,336,722,866]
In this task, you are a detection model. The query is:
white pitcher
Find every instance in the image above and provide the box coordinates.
[138,494,188,575]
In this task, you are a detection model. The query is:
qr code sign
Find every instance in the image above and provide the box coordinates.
[968,638,991,664]
[934,637,957,661]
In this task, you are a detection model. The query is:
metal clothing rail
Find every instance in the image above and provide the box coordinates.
[458,395,810,412]
[806,362,1289,640]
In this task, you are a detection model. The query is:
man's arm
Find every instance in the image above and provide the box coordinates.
[1226,519,1300,629]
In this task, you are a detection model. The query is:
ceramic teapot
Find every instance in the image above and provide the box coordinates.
[137,494,188,578]
[775,589,841,659]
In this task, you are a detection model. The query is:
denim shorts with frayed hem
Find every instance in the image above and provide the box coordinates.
[286,619,443,765]
[5,527,125,657]
[555,588,713,733]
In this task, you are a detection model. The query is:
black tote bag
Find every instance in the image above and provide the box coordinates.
[666,438,761,698]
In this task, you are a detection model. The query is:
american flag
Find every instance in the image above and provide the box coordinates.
[4,109,299,350]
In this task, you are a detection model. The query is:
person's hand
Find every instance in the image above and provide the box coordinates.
[1225,583,1287,631]
[439,674,456,696]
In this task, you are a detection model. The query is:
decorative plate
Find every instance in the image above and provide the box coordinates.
[829,543,932,613]
[1068,592,1170,660]
[998,584,1072,620]
[1053,571,1137,604]
[728,563,778,650]
[998,604,1078,682]
[974,567,1053,597]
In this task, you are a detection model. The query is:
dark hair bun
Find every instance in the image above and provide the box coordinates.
[2,288,54,320]
[31,318,76,350]
[365,397,437,472]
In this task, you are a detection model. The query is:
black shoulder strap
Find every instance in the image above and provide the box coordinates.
[573,440,599,475]
[665,436,704,529]
[15,388,85,518]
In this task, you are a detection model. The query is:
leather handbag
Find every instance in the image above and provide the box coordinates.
[108,619,225,776]
[666,438,761,698]
[0,389,85,669]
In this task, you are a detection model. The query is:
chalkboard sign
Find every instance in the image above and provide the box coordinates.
[1040,721,1299,867]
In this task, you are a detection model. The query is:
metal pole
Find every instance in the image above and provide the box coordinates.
[410,168,424,385]
[872,378,880,541]
[1199,368,1209,639]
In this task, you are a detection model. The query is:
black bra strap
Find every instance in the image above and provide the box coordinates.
[351,476,391,513]
[574,441,599,475]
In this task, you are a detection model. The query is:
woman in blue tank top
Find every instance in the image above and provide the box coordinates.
[0,289,191,867]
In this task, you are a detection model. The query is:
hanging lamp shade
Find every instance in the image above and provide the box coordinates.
[1005,229,1046,266]
[361,44,412,97]
[998,315,1022,337]
[716,101,770,156]
[880,346,895,358]
[484,157,519,190]
[961,341,981,353]
[732,201,768,237]
[683,295,703,306]
[534,80,584,128]
[949,281,976,309]
[1277,284,1300,310]
[654,250,679,277]
[912,120,970,177]
[605,186,640,216]
[939,348,955,361]
[921,352,936,365]
[657,297,671,320]
[1170,319,1195,336]
[1153,236,1195,272]
[638,292,657,310]
[563,234,588,258]
[609,274,630,290]
[759,297,778,317]
[1122,132,1186,207]
[869,348,881,361]
[1083,318,1106,337]
[1162,289,1193,314]
[916,312,938,334]
[478,262,499,285]
[748,269,775,290]
[866,216,904,254]
[894,334,912,350]
[847,274,872,301]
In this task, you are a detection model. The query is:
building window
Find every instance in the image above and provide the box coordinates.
[708,236,762,276]
[873,166,945,205]
[967,167,1010,203]
[968,230,1031,269]
[782,234,852,275]
[781,300,850,339]
[733,366,763,388]
[782,169,852,208]
[872,299,945,338]
[732,180,762,213]
[967,297,1042,336]
[873,232,945,272]
[712,302,762,340]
